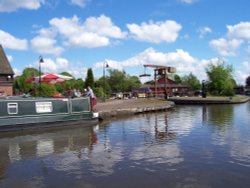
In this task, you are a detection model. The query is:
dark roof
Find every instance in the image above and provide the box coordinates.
[0,45,14,75]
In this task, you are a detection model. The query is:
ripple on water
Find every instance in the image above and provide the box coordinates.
[1,103,250,188]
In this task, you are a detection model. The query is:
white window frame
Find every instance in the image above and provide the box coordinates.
[36,102,53,113]
[8,103,18,114]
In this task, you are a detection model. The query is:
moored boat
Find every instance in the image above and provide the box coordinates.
[0,96,98,131]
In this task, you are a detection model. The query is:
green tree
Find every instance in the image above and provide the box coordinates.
[85,68,94,88]
[40,83,57,97]
[246,76,250,88]
[99,69,142,94]
[14,67,40,94]
[124,75,141,91]
[60,72,73,77]
[14,68,87,96]
[182,73,201,90]
[174,74,182,84]
[55,72,75,93]
[206,62,235,96]
[95,76,111,97]
[108,69,126,92]
[74,78,85,91]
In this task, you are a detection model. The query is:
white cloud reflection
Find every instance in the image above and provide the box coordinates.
[130,143,183,165]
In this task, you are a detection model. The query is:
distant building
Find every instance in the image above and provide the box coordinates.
[0,45,14,96]
[152,77,190,97]
[133,77,190,98]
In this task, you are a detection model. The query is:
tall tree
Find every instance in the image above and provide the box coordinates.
[14,67,39,94]
[174,74,182,84]
[95,76,111,97]
[85,68,94,88]
[108,69,126,92]
[246,76,250,88]
[182,73,201,90]
[105,69,141,93]
[124,75,141,91]
[206,62,235,96]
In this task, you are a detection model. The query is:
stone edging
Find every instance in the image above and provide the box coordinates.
[98,102,174,120]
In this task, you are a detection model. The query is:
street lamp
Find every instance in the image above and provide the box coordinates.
[202,80,207,98]
[103,60,109,102]
[38,56,44,96]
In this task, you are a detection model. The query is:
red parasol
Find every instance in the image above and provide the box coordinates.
[26,73,73,84]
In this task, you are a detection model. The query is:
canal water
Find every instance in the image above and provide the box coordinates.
[0,102,250,188]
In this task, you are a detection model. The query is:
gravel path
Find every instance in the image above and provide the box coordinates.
[95,98,172,111]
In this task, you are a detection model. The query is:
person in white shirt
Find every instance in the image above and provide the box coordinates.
[87,86,95,111]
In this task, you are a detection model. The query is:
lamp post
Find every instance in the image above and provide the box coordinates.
[38,56,44,96]
[103,60,109,102]
[202,80,207,98]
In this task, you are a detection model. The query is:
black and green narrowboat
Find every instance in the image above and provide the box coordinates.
[0,96,98,131]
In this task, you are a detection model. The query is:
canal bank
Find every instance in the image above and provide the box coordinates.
[96,96,250,120]
[95,98,174,120]
[168,95,250,104]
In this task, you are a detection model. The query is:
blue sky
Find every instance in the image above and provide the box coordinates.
[1,0,250,85]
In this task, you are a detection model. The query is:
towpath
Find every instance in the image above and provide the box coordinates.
[95,98,174,120]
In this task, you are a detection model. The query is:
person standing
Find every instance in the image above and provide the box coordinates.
[87,86,95,111]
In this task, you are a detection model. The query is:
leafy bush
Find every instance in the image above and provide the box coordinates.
[40,84,57,97]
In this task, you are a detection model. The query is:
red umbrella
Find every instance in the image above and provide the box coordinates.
[26,73,73,84]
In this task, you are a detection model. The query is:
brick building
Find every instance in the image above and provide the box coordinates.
[132,77,190,98]
[0,45,14,96]
[152,77,190,97]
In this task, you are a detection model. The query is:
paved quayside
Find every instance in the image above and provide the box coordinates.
[95,98,174,120]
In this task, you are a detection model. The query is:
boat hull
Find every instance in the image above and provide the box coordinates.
[0,97,98,131]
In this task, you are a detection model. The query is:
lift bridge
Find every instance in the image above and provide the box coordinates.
[139,64,176,98]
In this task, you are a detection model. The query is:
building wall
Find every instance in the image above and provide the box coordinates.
[0,85,13,96]
[0,75,14,96]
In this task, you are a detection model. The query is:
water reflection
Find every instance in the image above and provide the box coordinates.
[0,102,250,188]
[128,113,182,166]
[0,125,99,185]
[201,105,234,146]
[154,113,176,140]
[0,125,98,160]
[204,104,234,127]
[202,103,250,167]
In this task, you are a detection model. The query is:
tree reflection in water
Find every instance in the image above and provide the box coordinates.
[0,102,250,188]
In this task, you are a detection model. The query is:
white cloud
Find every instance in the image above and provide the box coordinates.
[227,22,250,40]
[236,61,250,84]
[127,20,182,43]
[84,15,127,39]
[49,15,82,36]
[235,70,248,86]
[95,48,208,82]
[31,28,64,56]
[179,0,196,5]
[13,68,22,76]
[130,143,183,165]
[0,30,28,50]
[70,0,89,8]
[7,55,13,62]
[248,46,250,54]
[209,22,250,57]
[33,57,87,79]
[209,38,243,56]
[128,48,196,67]
[67,32,109,48]
[243,61,250,70]
[0,0,44,12]
[40,58,69,73]
[48,15,126,48]
[198,26,212,38]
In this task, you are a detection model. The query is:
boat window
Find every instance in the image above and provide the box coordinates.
[8,103,18,114]
[36,102,53,113]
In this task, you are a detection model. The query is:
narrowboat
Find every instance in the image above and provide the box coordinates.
[0,96,98,131]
